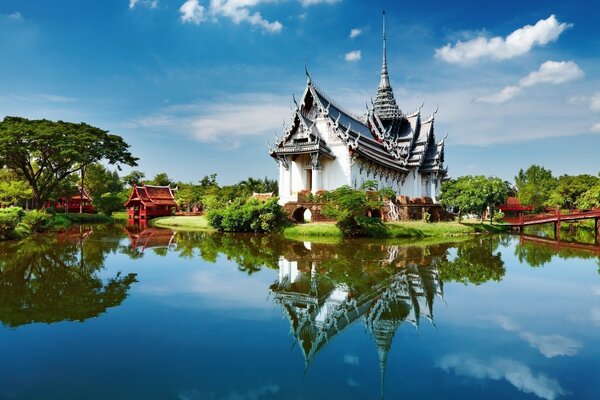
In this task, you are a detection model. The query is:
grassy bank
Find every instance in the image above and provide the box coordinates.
[151,215,214,231]
[284,220,509,240]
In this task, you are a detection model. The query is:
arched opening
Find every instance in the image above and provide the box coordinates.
[367,208,383,220]
[292,207,312,223]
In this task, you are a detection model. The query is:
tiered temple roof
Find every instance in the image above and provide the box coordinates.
[269,13,447,179]
[124,184,177,208]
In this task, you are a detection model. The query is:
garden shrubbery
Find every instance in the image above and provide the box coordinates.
[207,197,287,233]
[22,210,54,233]
[0,207,25,238]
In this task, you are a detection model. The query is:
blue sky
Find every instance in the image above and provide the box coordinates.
[1,0,600,184]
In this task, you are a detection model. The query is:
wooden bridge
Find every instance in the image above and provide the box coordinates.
[504,209,600,241]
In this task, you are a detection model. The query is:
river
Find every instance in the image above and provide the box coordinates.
[0,223,598,399]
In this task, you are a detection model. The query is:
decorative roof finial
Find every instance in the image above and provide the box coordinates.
[379,11,390,89]
[305,64,312,85]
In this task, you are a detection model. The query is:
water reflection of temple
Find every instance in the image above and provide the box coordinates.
[270,243,444,387]
[124,220,177,252]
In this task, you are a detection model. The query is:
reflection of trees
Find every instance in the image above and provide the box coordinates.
[268,238,508,394]
[0,226,137,327]
[439,237,506,285]
[515,235,600,268]
[174,232,289,274]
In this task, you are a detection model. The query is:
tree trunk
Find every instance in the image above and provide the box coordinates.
[80,167,85,214]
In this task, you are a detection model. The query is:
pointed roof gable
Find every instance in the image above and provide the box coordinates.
[124,184,177,207]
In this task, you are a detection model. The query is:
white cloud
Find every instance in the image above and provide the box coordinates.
[344,50,361,62]
[477,86,522,104]
[300,0,341,6]
[477,61,583,104]
[519,61,584,87]
[435,15,572,64]
[204,0,282,33]
[129,0,158,9]
[128,93,290,146]
[590,92,600,113]
[0,93,76,103]
[437,356,566,400]
[591,307,600,324]
[180,0,206,24]
[349,28,361,39]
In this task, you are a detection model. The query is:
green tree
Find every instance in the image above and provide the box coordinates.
[323,182,388,236]
[0,117,137,208]
[0,168,31,207]
[148,172,173,187]
[546,174,600,209]
[440,175,508,222]
[515,165,557,211]
[576,182,600,210]
[121,170,145,187]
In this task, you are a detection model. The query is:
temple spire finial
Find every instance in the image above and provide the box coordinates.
[380,10,390,89]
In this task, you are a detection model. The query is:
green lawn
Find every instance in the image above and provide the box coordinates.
[151,215,214,231]
[284,220,508,240]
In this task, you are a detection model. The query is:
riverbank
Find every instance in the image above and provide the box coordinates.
[151,215,214,231]
[1,211,116,241]
[284,220,508,239]
[148,215,509,238]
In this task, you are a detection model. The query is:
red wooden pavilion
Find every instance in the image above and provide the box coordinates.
[124,184,178,220]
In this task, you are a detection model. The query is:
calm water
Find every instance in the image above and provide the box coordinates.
[0,224,599,400]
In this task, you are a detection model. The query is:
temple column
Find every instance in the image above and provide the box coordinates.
[430,174,437,202]
[413,171,420,198]
[310,153,322,194]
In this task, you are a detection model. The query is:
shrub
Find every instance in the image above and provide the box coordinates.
[0,207,24,238]
[22,210,54,233]
[207,198,287,233]
[493,210,505,223]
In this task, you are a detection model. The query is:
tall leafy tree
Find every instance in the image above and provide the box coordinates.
[515,165,557,211]
[440,175,508,222]
[546,174,600,209]
[0,117,137,208]
[121,170,145,187]
[148,172,173,187]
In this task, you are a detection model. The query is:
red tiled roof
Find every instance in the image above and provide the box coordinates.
[124,184,177,207]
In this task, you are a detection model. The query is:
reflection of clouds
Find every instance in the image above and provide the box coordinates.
[180,384,280,400]
[591,307,600,325]
[137,268,273,310]
[592,286,600,297]
[343,354,360,366]
[437,355,566,400]
[519,332,581,358]
[347,378,359,387]
[482,314,582,358]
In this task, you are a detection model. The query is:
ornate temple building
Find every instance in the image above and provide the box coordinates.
[269,13,448,205]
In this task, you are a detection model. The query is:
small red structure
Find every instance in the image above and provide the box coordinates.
[499,197,534,215]
[124,184,178,220]
[47,189,95,213]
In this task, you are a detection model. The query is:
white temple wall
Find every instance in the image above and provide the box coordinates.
[322,143,352,190]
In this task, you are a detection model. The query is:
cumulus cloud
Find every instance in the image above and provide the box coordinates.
[300,0,341,6]
[179,0,206,24]
[344,50,361,62]
[435,15,572,64]
[482,314,582,358]
[519,61,584,87]
[212,0,282,33]
[129,0,158,9]
[128,93,290,146]
[590,92,600,113]
[349,28,361,39]
[437,356,566,400]
[477,61,583,104]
